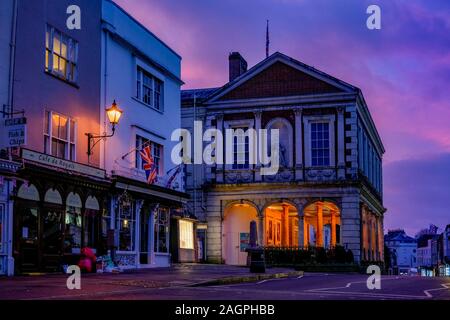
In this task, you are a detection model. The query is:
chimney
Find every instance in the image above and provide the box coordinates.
[229,52,247,82]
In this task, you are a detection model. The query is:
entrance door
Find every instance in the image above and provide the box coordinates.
[16,206,40,272]
[139,210,150,264]
[41,208,63,272]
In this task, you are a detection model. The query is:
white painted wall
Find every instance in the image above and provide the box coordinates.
[222,205,258,265]
[0,0,14,113]
[100,0,182,189]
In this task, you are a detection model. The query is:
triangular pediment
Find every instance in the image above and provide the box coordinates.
[208,52,356,102]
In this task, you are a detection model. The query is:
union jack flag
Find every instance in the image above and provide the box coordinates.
[140,145,158,184]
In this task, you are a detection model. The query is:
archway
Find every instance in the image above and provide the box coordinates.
[264,202,298,247]
[222,202,259,265]
[303,201,341,248]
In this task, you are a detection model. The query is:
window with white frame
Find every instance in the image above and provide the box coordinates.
[232,127,250,169]
[136,67,164,111]
[44,111,76,161]
[310,122,330,166]
[45,25,78,83]
[135,135,163,175]
[179,220,194,249]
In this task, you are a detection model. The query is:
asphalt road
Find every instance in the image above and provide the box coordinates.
[8,273,447,300]
[116,273,450,301]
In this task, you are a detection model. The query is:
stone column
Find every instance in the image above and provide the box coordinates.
[304,219,309,247]
[254,110,262,182]
[374,215,379,261]
[282,205,290,246]
[216,114,224,183]
[316,202,324,247]
[337,107,345,179]
[331,210,337,247]
[205,115,215,182]
[368,214,373,260]
[298,215,304,247]
[294,108,304,180]
[258,215,264,246]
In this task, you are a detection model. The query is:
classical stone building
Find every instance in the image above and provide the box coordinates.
[181,52,385,265]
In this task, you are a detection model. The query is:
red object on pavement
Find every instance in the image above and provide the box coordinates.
[78,257,92,273]
[78,247,97,272]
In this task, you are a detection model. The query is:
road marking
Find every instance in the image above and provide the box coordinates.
[423,283,450,298]
[184,284,427,300]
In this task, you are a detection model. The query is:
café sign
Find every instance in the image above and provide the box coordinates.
[0,117,27,148]
[22,149,106,179]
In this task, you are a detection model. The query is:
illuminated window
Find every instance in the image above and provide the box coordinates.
[311,122,330,166]
[64,206,82,253]
[116,199,135,252]
[44,111,76,160]
[45,25,78,83]
[154,207,169,253]
[179,220,194,249]
[136,67,164,111]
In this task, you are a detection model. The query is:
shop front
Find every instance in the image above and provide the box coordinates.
[111,175,189,269]
[0,159,21,276]
[13,150,110,274]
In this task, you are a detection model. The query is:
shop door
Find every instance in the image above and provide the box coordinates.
[140,210,150,264]
[16,207,40,272]
[40,208,63,272]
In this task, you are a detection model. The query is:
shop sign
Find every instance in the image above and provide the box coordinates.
[0,117,27,148]
[240,232,250,252]
[21,149,106,179]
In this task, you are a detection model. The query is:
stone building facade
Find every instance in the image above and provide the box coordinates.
[181,52,385,265]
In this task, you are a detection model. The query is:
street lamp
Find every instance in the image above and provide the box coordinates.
[86,100,123,159]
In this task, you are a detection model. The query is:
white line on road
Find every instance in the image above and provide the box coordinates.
[423,283,450,298]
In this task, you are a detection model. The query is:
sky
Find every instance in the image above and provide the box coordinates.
[116,0,450,236]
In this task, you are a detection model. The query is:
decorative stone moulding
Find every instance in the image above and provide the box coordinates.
[305,168,336,182]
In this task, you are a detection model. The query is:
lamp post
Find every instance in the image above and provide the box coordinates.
[86,100,123,162]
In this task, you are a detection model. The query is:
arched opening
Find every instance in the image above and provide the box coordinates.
[264,202,298,247]
[222,203,258,265]
[303,201,341,248]
[17,183,40,201]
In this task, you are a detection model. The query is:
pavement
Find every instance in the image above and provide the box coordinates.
[0,264,449,300]
[0,264,300,300]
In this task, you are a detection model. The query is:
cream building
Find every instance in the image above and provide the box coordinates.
[181,52,385,265]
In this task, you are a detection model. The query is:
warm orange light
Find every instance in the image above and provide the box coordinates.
[106,100,123,126]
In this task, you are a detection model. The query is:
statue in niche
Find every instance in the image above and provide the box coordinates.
[279,141,288,167]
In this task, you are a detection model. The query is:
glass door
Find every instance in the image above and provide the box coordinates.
[16,206,40,272]
[41,207,63,272]
[140,210,150,264]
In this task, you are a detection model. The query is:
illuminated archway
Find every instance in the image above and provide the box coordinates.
[264,202,298,247]
[222,202,259,265]
[303,201,341,248]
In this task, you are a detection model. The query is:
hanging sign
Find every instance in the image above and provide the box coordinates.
[0,117,27,148]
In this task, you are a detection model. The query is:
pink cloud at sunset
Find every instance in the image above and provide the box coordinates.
[114,0,450,235]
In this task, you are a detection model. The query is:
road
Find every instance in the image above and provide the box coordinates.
[113,273,450,300]
[2,272,448,300]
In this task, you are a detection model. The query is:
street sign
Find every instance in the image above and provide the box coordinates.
[0,117,27,148]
